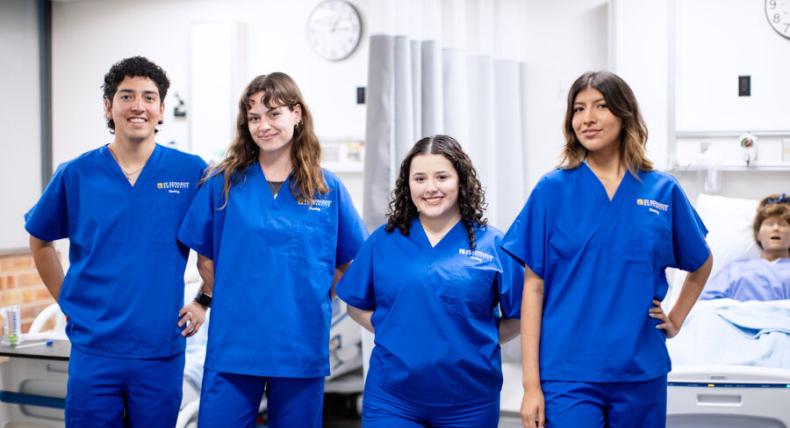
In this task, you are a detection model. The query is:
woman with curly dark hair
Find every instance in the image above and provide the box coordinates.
[337,134,522,427]
[177,72,367,427]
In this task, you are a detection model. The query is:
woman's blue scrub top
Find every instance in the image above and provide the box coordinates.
[501,164,710,382]
[178,165,367,378]
[24,144,207,358]
[337,220,523,405]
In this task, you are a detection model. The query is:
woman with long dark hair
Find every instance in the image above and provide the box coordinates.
[177,72,367,427]
[337,135,522,428]
[502,71,713,427]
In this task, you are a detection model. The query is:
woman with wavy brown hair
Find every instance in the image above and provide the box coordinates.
[337,135,523,427]
[177,72,367,428]
[502,71,713,428]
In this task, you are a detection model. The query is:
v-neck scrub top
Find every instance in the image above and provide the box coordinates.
[501,164,710,382]
[337,220,523,406]
[24,144,207,358]
[177,166,367,378]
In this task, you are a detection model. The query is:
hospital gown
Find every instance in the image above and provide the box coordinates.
[700,258,790,301]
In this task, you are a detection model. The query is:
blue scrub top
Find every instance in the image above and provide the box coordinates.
[178,165,367,378]
[501,164,710,382]
[337,220,523,406]
[24,144,207,359]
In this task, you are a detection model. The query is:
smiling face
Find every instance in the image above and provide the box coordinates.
[104,76,164,144]
[246,91,302,159]
[571,86,623,158]
[409,153,460,222]
[758,215,790,257]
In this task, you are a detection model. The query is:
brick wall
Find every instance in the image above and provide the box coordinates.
[0,252,56,333]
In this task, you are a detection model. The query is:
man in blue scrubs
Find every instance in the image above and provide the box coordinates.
[25,56,207,428]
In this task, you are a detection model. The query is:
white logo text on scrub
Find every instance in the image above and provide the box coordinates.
[636,198,669,216]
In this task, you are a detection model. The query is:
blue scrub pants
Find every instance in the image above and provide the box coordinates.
[361,377,500,428]
[65,347,184,428]
[541,375,667,428]
[198,369,325,428]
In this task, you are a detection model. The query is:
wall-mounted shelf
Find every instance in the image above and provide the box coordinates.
[321,139,364,174]
[669,164,790,172]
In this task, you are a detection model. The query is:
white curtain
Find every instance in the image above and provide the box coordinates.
[363,0,529,231]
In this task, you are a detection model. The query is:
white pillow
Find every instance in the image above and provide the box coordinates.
[664,194,760,307]
[696,193,761,276]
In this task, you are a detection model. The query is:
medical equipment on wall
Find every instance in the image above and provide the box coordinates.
[740,132,758,166]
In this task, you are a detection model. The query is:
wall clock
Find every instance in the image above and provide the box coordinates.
[306,0,363,61]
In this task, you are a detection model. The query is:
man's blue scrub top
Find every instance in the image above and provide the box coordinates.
[25,144,207,358]
[502,164,710,382]
[178,165,367,378]
[337,220,523,405]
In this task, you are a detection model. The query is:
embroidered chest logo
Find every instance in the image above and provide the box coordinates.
[156,181,190,194]
[299,198,333,212]
[458,248,494,262]
[636,198,669,215]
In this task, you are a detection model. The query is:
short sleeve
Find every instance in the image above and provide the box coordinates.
[178,176,221,259]
[495,235,524,319]
[670,184,711,272]
[24,163,70,242]
[698,263,732,300]
[501,177,549,278]
[336,230,378,310]
[334,178,368,266]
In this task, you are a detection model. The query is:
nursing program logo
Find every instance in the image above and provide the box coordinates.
[458,248,494,262]
[157,181,190,194]
[636,198,669,215]
[299,198,333,212]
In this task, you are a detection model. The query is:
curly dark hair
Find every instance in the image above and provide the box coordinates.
[101,56,170,132]
[385,134,487,249]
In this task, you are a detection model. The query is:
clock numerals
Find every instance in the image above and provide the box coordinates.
[765,0,790,39]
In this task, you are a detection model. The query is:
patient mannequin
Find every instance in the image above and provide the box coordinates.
[700,194,790,301]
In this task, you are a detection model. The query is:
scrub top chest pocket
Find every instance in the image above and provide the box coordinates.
[150,181,191,246]
[626,205,673,274]
[433,254,498,319]
[289,197,336,270]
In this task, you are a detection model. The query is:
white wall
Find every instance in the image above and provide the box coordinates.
[522,0,609,189]
[0,0,42,251]
[613,0,790,203]
[675,0,790,132]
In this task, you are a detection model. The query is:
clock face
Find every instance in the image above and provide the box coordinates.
[765,0,790,39]
[306,0,363,61]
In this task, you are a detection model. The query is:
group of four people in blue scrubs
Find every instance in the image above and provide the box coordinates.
[26,56,712,428]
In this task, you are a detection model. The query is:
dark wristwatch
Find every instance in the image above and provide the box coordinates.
[194,292,212,308]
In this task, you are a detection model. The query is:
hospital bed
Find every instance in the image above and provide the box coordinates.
[0,303,68,428]
[664,194,790,427]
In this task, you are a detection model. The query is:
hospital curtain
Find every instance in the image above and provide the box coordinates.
[363,0,530,231]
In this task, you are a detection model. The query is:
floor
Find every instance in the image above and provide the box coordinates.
[323,393,362,428]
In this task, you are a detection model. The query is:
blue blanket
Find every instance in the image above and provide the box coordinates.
[667,299,790,369]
